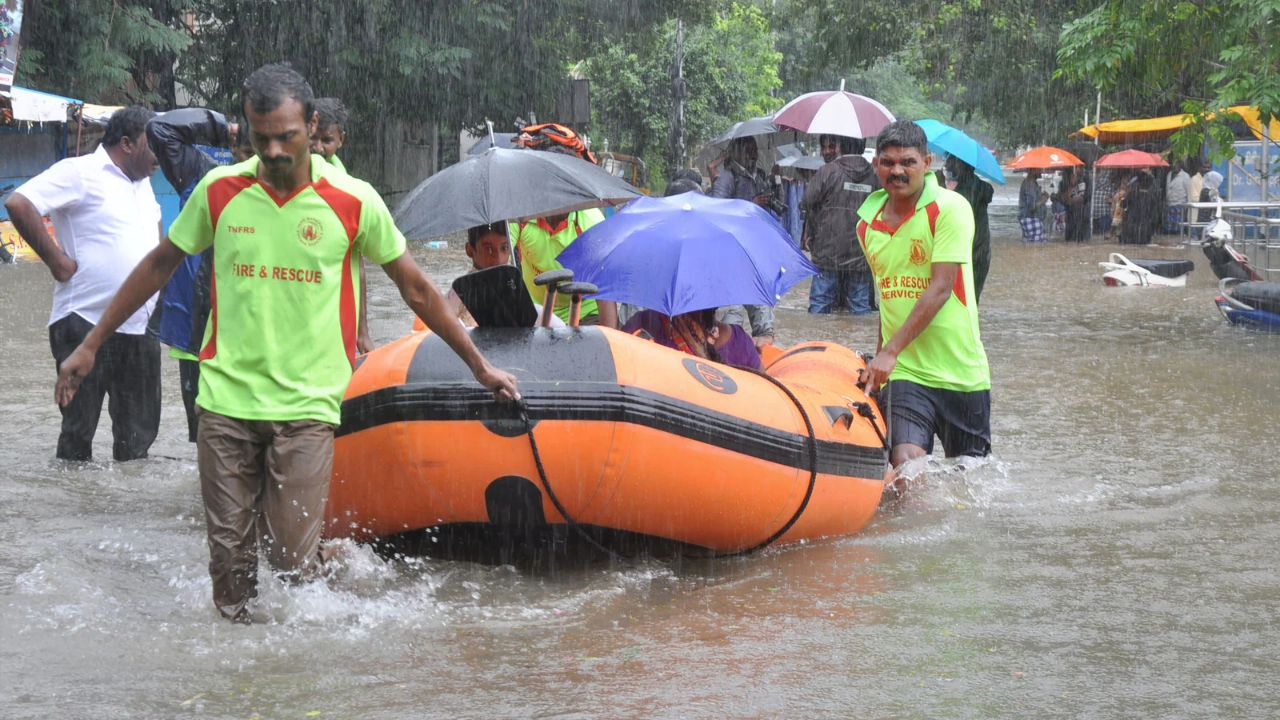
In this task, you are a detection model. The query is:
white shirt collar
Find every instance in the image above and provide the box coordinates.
[93,143,133,182]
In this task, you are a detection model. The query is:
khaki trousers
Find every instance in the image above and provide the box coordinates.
[196,409,335,620]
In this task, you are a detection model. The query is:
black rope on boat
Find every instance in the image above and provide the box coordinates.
[516,363,822,561]
[720,366,819,557]
[850,401,891,453]
[519,402,629,562]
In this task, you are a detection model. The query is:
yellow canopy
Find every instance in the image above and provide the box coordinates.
[1073,106,1280,144]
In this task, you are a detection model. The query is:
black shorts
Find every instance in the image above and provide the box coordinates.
[877,379,991,458]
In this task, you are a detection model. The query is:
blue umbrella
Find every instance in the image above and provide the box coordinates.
[555,192,818,316]
[914,119,1006,185]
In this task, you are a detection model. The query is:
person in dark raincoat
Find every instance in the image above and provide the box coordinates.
[146,108,240,442]
[800,134,879,314]
[945,155,994,302]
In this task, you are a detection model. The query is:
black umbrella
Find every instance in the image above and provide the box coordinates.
[393,148,644,240]
[693,114,806,175]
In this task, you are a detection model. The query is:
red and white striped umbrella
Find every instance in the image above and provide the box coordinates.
[773,84,896,138]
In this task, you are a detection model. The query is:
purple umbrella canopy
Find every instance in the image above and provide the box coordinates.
[555,192,818,317]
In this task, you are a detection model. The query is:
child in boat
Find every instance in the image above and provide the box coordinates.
[444,222,564,327]
[622,307,762,370]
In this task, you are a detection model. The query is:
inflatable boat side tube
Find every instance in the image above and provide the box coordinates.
[338,329,886,479]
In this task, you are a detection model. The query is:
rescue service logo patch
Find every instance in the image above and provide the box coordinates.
[909,237,928,266]
[683,358,738,395]
[297,217,324,247]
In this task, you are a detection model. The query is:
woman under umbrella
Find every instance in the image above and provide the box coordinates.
[1056,165,1091,242]
[1120,172,1161,245]
[622,307,762,369]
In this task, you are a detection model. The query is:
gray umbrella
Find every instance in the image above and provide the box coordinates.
[466,133,517,155]
[693,114,805,175]
[393,148,644,240]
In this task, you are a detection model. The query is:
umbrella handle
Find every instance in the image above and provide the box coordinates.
[557,282,599,327]
[534,269,575,328]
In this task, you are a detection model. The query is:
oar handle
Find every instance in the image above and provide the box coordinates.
[534,269,574,328]
[557,282,599,327]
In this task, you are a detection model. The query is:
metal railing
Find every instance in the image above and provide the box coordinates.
[1180,201,1280,278]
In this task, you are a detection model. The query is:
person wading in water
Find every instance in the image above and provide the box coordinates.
[54,63,520,622]
[855,121,992,481]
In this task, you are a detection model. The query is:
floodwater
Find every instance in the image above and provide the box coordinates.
[2,191,1279,718]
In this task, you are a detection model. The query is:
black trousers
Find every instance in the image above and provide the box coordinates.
[178,358,200,443]
[49,313,161,461]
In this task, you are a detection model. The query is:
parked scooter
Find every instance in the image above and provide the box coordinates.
[1202,205,1280,332]
[1201,208,1263,283]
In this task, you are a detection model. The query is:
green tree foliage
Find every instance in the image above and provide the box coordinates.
[175,0,564,133]
[1057,0,1280,159]
[785,0,1099,145]
[17,0,191,104]
[583,3,782,182]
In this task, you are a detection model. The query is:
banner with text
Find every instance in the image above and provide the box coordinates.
[0,0,24,94]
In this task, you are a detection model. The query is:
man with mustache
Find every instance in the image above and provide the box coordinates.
[53,63,520,621]
[855,121,991,476]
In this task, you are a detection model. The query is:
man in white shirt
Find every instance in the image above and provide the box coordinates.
[3,106,163,461]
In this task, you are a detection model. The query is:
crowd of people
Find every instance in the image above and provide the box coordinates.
[5,62,997,621]
[1018,158,1225,246]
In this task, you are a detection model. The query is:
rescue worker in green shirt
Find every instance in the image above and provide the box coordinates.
[855,120,991,474]
[511,209,619,327]
[54,63,520,622]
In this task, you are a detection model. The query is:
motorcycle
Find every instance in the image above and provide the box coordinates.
[1202,205,1280,332]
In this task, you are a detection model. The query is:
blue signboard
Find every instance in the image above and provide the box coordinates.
[1215,140,1280,202]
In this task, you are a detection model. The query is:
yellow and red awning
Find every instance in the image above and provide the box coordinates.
[1073,106,1280,144]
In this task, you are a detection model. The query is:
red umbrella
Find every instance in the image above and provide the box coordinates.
[1007,146,1084,170]
[773,82,896,138]
[1094,149,1170,169]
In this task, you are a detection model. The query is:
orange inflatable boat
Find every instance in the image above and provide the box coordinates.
[326,327,888,557]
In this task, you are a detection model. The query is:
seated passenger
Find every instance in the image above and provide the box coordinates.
[623,308,762,370]
[446,222,565,327]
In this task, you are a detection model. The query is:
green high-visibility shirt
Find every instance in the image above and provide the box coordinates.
[510,209,604,322]
[856,173,990,392]
[168,154,407,424]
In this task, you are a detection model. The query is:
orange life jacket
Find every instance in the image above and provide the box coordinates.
[521,123,595,164]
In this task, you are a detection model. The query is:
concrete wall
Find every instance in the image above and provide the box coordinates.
[0,126,63,220]
[345,118,438,208]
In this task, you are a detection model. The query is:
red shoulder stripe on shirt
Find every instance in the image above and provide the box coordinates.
[338,245,357,368]
[952,267,968,307]
[312,179,363,243]
[199,268,218,360]
[312,178,363,368]
[206,175,256,228]
[925,201,940,237]
[856,220,869,252]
